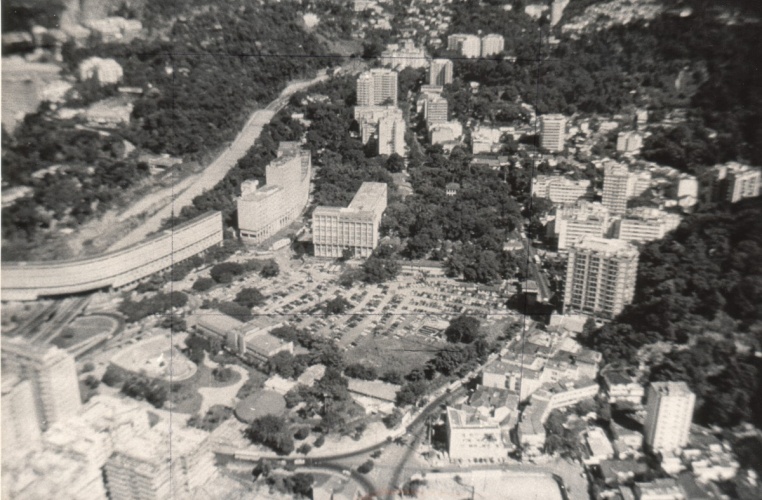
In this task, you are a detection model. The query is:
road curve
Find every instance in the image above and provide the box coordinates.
[108,71,329,252]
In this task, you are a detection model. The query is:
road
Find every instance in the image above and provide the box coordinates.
[108,70,330,252]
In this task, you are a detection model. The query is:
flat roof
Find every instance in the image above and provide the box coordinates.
[348,182,387,211]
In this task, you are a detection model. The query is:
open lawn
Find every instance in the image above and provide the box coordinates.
[344,334,444,376]
[52,314,121,349]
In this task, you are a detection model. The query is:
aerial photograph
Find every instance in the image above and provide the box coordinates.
[1,0,760,498]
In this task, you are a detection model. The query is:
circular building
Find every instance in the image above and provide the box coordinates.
[234,390,287,423]
[109,334,197,382]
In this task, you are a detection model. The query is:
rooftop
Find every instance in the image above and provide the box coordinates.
[347,182,387,212]
[573,235,638,256]
[650,381,694,397]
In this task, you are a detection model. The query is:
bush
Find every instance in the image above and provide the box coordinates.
[357,460,374,474]
[81,361,96,373]
[324,296,351,315]
[260,260,280,277]
[344,363,378,380]
[382,409,403,429]
[102,365,125,387]
[193,277,215,292]
[235,287,266,308]
[210,262,244,283]
[294,427,310,440]
[297,443,312,455]
[245,415,295,455]
[314,434,326,448]
[212,365,235,383]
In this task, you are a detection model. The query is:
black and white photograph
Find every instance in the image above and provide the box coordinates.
[1,0,761,498]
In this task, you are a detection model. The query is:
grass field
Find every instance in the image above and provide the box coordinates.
[344,334,445,376]
[52,315,121,349]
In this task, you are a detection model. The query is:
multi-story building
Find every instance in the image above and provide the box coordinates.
[429,58,453,86]
[644,382,696,453]
[634,479,686,500]
[562,236,639,318]
[445,406,506,460]
[424,94,449,125]
[628,169,652,198]
[430,121,463,146]
[601,368,644,405]
[710,162,761,203]
[675,173,699,199]
[550,0,570,26]
[380,40,427,70]
[1,339,80,431]
[356,68,398,106]
[532,378,600,413]
[602,162,631,215]
[378,113,406,156]
[313,182,388,258]
[480,34,505,57]
[471,127,503,154]
[616,131,643,153]
[540,114,566,152]
[532,175,591,204]
[547,201,610,250]
[354,105,403,143]
[447,34,481,58]
[613,207,682,244]
[237,142,311,243]
[1,375,42,459]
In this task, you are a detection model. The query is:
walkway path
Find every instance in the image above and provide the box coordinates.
[108,70,330,252]
[197,355,250,415]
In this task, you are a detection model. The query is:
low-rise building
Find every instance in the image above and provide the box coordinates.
[532,175,591,205]
[709,162,761,203]
[430,121,463,145]
[471,127,503,154]
[446,406,507,460]
[85,98,133,127]
[380,40,427,70]
[517,399,548,458]
[634,478,686,500]
[584,426,615,465]
[480,34,505,57]
[445,182,460,197]
[617,131,644,153]
[532,377,600,412]
[78,57,123,85]
[614,207,682,244]
[601,367,644,405]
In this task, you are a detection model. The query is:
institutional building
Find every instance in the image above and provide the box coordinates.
[447,34,481,58]
[540,114,566,152]
[424,94,449,125]
[613,207,682,244]
[1,211,223,300]
[602,162,631,215]
[312,182,388,258]
[709,162,761,203]
[1,339,80,431]
[378,113,406,156]
[429,58,453,86]
[237,142,311,243]
[380,40,427,69]
[562,236,639,318]
[644,382,696,452]
[533,175,591,205]
[356,68,398,106]
[445,406,506,460]
[194,314,292,364]
[547,201,610,250]
[480,34,505,57]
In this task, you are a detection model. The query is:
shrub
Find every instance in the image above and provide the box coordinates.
[314,434,326,448]
[357,460,374,474]
[210,262,244,283]
[297,443,312,455]
[193,277,215,292]
[294,427,310,440]
[218,301,253,322]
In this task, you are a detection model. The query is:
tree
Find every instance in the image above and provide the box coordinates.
[380,369,405,385]
[386,153,406,173]
[294,426,310,440]
[324,296,351,315]
[268,351,297,378]
[344,363,378,380]
[235,287,266,308]
[288,473,314,497]
[260,260,280,277]
[362,256,400,283]
[358,460,374,474]
[245,415,295,455]
[444,315,482,344]
[297,443,312,455]
[383,409,403,429]
[218,301,253,322]
[210,262,244,283]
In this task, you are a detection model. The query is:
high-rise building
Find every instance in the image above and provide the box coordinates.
[562,236,639,318]
[1,375,42,459]
[380,40,427,70]
[602,162,630,215]
[237,142,311,243]
[355,106,404,144]
[378,113,406,156]
[711,162,761,203]
[1,339,81,431]
[532,175,591,204]
[447,34,481,58]
[616,131,643,153]
[356,68,398,106]
[644,382,696,452]
[429,59,453,86]
[548,202,610,250]
[480,34,505,57]
[540,114,566,152]
[424,94,448,125]
[613,207,682,244]
[312,182,388,258]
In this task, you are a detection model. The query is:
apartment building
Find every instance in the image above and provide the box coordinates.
[429,58,453,86]
[1,339,81,431]
[644,382,696,453]
[313,182,388,258]
[430,121,463,146]
[378,113,406,155]
[447,34,481,58]
[562,236,639,318]
[445,406,506,460]
[354,105,403,144]
[547,201,610,250]
[424,94,449,125]
[380,40,427,70]
[710,162,761,203]
[532,175,591,205]
[616,131,643,153]
[1,375,42,458]
[237,142,311,243]
[602,162,631,215]
[613,207,682,244]
[480,34,505,57]
[540,114,566,152]
[356,68,398,106]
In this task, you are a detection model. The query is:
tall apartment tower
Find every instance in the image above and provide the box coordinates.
[356,68,398,106]
[713,163,762,203]
[480,34,505,57]
[602,162,631,215]
[429,59,453,86]
[644,382,696,452]
[563,236,639,319]
[540,114,566,152]
[424,95,449,125]
[313,182,388,258]
[378,114,406,156]
[1,339,81,431]
[447,34,481,58]
[1,375,42,459]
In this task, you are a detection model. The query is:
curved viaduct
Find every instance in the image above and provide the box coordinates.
[1,212,223,301]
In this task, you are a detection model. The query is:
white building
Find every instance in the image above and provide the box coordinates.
[614,207,682,244]
[313,182,388,258]
[378,113,406,156]
[602,162,631,215]
[380,40,427,70]
[424,94,449,125]
[710,162,761,203]
[563,236,639,318]
[78,57,123,85]
[429,59,453,86]
[532,175,591,205]
[644,382,695,453]
[471,127,503,154]
[1,375,42,460]
[616,131,643,153]
[447,34,481,58]
[355,105,403,143]
[480,34,505,57]
[547,201,610,250]
[356,68,398,106]
[540,114,566,152]
[445,406,507,460]
[430,121,463,146]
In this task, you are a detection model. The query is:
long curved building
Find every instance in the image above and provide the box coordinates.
[1,211,223,301]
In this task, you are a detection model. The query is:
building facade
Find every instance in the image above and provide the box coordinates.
[237,142,311,243]
[447,34,481,58]
[424,94,449,125]
[1,376,42,457]
[446,406,506,460]
[1,339,80,431]
[562,236,639,318]
[532,175,591,205]
[540,114,566,152]
[616,131,643,153]
[378,113,406,156]
[548,201,610,250]
[429,58,453,86]
[613,208,682,244]
[380,40,427,70]
[313,182,388,258]
[602,162,631,215]
[710,162,762,203]
[356,68,398,106]
[644,382,696,453]
[480,34,505,57]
